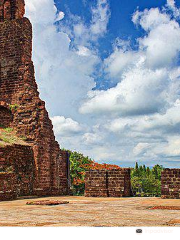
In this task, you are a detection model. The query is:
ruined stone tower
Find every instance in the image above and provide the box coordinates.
[0,0,70,197]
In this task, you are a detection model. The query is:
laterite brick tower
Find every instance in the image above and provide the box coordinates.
[0,0,70,196]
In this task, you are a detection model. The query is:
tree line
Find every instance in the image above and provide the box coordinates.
[67,150,164,196]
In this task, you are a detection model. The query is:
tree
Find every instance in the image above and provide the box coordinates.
[147,167,150,176]
[67,150,120,195]
[139,166,144,177]
[135,162,139,171]
[152,164,163,180]
[131,163,164,197]
[67,149,164,197]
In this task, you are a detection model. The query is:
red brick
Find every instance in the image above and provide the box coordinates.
[0,0,70,199]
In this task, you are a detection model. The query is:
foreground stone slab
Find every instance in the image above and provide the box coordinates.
[150,206,180,210]
[26,200,69,206]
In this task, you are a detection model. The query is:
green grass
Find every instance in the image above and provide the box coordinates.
[4,128,13,133]
[0,127,27,146]
[9,104,19,111]
[0,132,17,143]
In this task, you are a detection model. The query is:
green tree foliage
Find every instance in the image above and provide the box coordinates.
[67,150,93,195]
[131,163,164,197]
[67,150,120,196]
[67,149,164,197]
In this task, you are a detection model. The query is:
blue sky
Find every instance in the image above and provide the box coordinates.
[55,0,180,91]
[25,0,180,168]
[55,0,170,57]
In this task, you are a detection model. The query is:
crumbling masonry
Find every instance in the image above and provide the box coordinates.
[0,0,70,199]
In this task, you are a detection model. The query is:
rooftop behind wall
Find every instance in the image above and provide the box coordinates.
[161,168,180,199]
[85,169,131,198]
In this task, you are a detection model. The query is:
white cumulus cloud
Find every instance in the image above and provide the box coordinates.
[24,0,180,167]
[51,116,83,136]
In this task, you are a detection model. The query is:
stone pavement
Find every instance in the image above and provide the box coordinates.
[0,196,179,227]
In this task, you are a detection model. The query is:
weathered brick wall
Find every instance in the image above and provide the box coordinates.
[85,169,132,197]
[0,0,70,196]
[85,170,107,197]
[0,144,35,196]
[0,173,17,200]
[108,169,131,197]
[124,169,132,197]
[161,169,180,199]
[58,150,70,195]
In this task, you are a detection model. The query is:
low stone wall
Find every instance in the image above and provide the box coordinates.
[0,173,17,201]
[0,144,71,199]
[161,169,180,199]
[108,169,131,197]
[85,169,131,198]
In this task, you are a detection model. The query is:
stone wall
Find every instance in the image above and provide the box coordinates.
[0,173,17,200]
[85,170,107,197]
[108,169,131,197]
[0,0,70,196]
[161,169,180,199]
[59,150,70,195]
[0,144,35,196]
[85,169,132,198]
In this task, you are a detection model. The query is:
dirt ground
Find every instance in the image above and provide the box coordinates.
[0,196,180,227]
